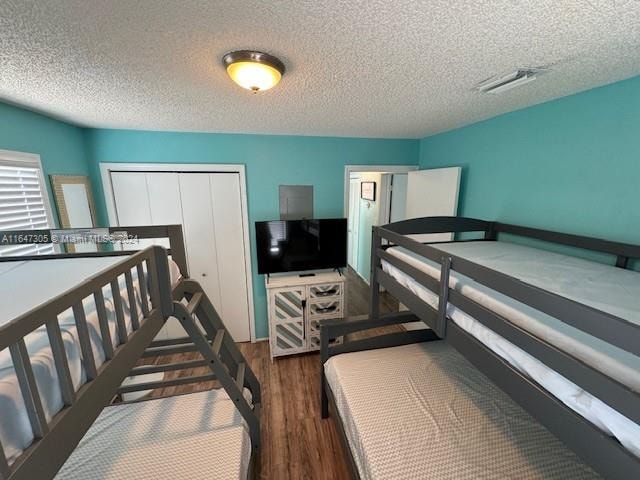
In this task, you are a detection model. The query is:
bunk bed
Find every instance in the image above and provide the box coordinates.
[0,225,260,480]
[320,216,640,480]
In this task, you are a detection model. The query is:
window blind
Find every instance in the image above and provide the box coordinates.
[0,162,54,256]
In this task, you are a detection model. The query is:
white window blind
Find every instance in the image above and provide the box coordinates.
[0,154,55,256]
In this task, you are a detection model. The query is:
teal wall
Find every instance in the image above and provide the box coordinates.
[0,102,89,223]
[84,129,419,337]
[419,75,640,248]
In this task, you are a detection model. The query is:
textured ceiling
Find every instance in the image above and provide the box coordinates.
[1,1,640,138]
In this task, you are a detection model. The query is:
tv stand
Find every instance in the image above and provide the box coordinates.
[265,271,345,359]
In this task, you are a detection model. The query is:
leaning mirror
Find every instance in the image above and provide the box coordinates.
[50,175,97,252]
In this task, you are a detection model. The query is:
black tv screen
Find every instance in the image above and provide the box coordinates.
[255,219,347,274]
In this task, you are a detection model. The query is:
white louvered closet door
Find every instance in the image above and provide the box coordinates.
[0,160,54,256]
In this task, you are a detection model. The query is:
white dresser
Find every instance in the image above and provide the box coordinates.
[265,271,345,359]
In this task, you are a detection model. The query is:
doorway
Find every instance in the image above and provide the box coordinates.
[344,165,417,284]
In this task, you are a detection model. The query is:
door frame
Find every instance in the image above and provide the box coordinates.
[347,177,360,270]
[100,162,257,342]
[343,165,418,218]
[344,166,417,287]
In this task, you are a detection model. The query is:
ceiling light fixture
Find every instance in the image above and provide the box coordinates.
[222,50,285,93]
[474,68,547,94]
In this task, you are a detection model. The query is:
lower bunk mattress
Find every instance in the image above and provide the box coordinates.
[324,342,600,480]
[381,241,640,458]
[55,389,251,479]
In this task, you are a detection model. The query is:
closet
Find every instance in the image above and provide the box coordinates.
[109,170,252,342]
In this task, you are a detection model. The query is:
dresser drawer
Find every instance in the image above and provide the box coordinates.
[308,334,343,350]
[308,298,343,318]
[308,318,343,350]
[309,282,342,299]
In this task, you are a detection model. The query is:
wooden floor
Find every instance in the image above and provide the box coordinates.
[140,267,399,479]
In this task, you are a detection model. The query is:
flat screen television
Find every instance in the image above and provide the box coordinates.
[255,218,347,274]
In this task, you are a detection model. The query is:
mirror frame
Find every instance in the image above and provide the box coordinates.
[50,174,97,228]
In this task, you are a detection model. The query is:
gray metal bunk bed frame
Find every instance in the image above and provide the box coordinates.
[320,216,640,480]
[0,225,260,480]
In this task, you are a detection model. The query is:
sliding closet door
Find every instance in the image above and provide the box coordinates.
[208,173,251,342]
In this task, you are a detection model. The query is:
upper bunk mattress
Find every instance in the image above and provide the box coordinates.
[0,256,181,323]
[325,342,599,480]
[55,389,251,480]
[382,240,640,457]
[0,255,182,465]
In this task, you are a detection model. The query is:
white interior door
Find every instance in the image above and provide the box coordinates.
[111,172,183,250]
[111,172,153,250]
[347,178,360,269]
[146,172,183,249]
[406,167,461,243]
[178,173,251,342]
[111,172,184,339]
[145,173,185,339]
[208,173,252,342]
[109,169,253,342]
[111,172,152,226]
[178,173,223,313]
[389,173,408,223]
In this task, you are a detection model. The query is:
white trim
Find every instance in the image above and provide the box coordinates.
[343,164,418,217]
[100,162,257,343]
[0,148,57,231]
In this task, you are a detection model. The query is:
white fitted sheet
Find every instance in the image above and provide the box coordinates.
[382,241,640,457]
[0,256,182,465]
[56,389,251,480]
[325,342,599,480]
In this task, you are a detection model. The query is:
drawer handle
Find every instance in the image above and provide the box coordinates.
[314,305,337,313]
[315,289,337,297]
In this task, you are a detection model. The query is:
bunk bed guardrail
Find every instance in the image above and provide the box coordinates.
[320,216,640,480]
[0,244,173,480]
[0,225,261,480]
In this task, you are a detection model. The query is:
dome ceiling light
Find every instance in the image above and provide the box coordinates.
[222,50,285,93]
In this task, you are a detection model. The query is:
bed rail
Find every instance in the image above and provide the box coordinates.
[0,224,189,277]
[0,225,261,478]
[363,215,640,480]
[0,245,174,480]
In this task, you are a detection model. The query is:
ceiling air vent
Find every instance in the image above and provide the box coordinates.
[473,68,547,94]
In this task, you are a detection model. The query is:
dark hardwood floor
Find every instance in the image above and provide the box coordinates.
[139,267,399,479]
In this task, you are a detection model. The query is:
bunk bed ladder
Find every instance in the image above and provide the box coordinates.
[171,279,261,450]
